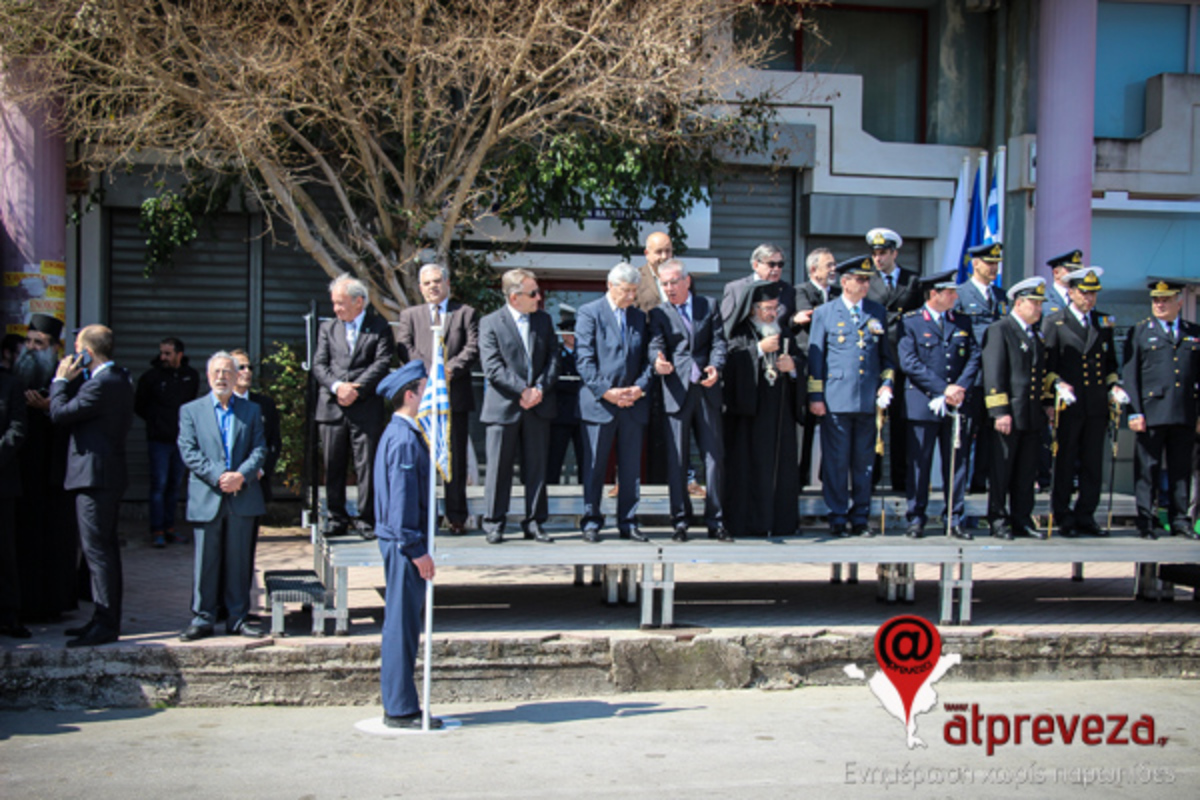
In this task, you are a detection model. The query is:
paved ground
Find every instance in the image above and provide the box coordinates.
[2,510,1199,650]
[1,679,1196,799]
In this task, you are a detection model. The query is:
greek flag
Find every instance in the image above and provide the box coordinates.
[417,332,452,482]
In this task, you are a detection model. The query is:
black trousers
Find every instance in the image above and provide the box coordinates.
[988,427,1042,527]
[482,412,550,533]
[0,500,19,627]
[1050,410,1107,528]
[1134,424,1194,531]
[75,488,123,632]
[442,410,470,526]
[547,422,584,485]
[320,417,379,526]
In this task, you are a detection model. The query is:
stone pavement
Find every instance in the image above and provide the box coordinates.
[2,512,1199,709]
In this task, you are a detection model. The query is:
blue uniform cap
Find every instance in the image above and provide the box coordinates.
[836,256,876,277]
[1047,249,1084,270]
[378,360,427,401]
[967,242,1003,262]
[919,268,959,291]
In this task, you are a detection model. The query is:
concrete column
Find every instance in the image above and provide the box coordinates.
[1034,0,1097,279]
[1,68,67,330]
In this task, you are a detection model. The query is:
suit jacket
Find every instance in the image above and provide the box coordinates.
[647,294,727,414]
[49,365,135,492]
[395,300,479,413]
[635,262,666,313]
[178,393,267,522]
[575,296,652,425]
[954,280,1005,352]
[807,298,894,414]
[312,308,394,427]
[554,344,581,424]
[1043,307,1120,419]
[479,306,560,424]
[867,265,921,356]
[0,369,27,499]
[1043,284,1073,321]
[793,280,840,351]
[720,275,797,337]
[248,390,282,502]
[897,307,981,423]
[1123,316,1200,428]
[981,315,1050,431]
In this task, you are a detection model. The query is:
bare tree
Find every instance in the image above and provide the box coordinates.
[0,0,793,315]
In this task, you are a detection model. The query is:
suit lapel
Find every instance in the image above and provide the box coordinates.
[503,309,531,375]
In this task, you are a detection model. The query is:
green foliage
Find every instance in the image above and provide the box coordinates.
[259,341,308,495]
[138,168,241,277]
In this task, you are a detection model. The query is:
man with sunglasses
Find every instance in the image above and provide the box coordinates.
[1123,279,1200,540]
[720,244,799,335]
[478,269,560,543]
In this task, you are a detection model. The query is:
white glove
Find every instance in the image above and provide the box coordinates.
[876,388,893,410]
[1110,386,1130,406]
[927,396,947,417]
[1055,383,1077,406]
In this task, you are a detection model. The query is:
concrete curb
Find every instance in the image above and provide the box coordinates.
[5,630,1199,709]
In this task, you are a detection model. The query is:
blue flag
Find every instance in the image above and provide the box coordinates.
[417,333,452,482]
[956,164,986,283]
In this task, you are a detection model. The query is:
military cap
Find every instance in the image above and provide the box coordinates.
[1006,276,1047,303]
[866,227,902,250]
[918,268,959,291]
[967,242,1004,263]
[1148,279,1184,298]
[1047,249,1084,270]
[1065,267,1103,291]
[556,303,576,334]
[378,360,427,402]
[836,256,876,277]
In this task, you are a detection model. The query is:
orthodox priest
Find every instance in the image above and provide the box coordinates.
[723,282,807,537]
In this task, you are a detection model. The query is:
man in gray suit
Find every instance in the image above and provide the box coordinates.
[478,269,560,543]
[648,259,729,542]
[178,352,268,640]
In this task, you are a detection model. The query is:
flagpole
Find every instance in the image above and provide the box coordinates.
[994,145,1006,242]
[421,324,442,732]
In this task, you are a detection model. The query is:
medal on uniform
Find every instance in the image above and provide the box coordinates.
[857,330,867,349]
[838,335,846,343]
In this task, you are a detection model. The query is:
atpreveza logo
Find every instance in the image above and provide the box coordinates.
[943,704,1168,756]
[844,614,961,749]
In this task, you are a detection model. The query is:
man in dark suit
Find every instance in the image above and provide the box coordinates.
[547,306,583,485]
[396,263,479,534]
[794,248,840,487]
[231,348,282,588]
[648,259,729,542]
[897,270,981,539]
[865,228,921,492]
[0,361,28,638]
[177,352,268,640]
[478,269,560,544]
[720,244,800,336]
[1123,279,1200,540]
[49,324,134,647]
[981,278,1052,541]
[808,257,895,537]
[1043,269,1125,538]
[635,231,674,487]
[576,263,653,542]
[954,242,1006,495]
[313,275,394,539]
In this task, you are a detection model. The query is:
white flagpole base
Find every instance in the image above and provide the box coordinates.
[355,716,462,736]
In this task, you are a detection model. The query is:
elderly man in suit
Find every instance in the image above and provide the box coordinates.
[648,259,729,542]
[177,352,268,641]
[808,257,895,537]
[313,274,394,539]
[576,263,653,542]
[720,244,799,334]
[396,263,479,534]
[478,269,560,544]
[49,324,134,647]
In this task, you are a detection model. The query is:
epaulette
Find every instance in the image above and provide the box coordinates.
[902,309,922,319]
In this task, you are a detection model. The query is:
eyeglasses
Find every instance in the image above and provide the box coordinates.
[763,260,785,269]
[237,363,253,372]
[660,277,687,287]
[516,288,542,298]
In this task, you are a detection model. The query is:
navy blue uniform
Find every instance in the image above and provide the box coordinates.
[547,343,583,484]
[808,297,894,527]
[897,307,981,529]
[954,279,1005,493]
[373,414,430,719]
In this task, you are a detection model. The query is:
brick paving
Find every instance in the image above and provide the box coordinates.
[3,516,1198,654]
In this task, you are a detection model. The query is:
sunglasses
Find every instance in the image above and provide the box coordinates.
[763,260,785,269]
[516,289,542,298]
[237,363,254,372]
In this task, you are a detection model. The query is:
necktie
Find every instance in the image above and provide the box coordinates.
[851,306,861,325]
[346,322,358,351]
[517,314,532,383]
[936,314,945,335]
[985,288,993,310]
[886,274,894,290]
[617,309,627,343]
[1082,313,1089,329]
[677,303,692,331]
[432,305,442,327]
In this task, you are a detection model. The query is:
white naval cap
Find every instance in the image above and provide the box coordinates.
[1006,276,1047,303]
[866,227,902,250]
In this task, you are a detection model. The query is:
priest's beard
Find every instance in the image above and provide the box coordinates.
[14,347,56,390]
[751,320,781,338]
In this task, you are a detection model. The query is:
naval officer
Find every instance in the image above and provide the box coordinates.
[954,241,1006,496]
[808,256,895,537]
[896,269,981,539]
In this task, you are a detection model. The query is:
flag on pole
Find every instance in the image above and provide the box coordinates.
[956,156,987,283]
[417,329,452,482]
[987,147,1006,287]
[940,157,971,279]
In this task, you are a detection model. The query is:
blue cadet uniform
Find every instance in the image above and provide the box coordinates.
[372,360,435,726]
[1043,249,1085,320]
[1042,267,1121,537]
[954,241,1006,496]
[808,256,894,535]
[1122,280,1200,540]
[897,269,981,538]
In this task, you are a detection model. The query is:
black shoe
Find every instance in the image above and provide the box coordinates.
[831,523,849,538]
[179,624,215,642]
[326,523,350,538]
[672,524,689,543]
[1023,525,1047,540]
[0,623,32,639]
[1060,526,1079,538]
[852,524,874,538]
[1175,525,1200,541]
[229,621,266,639]
[708,526,734,543]
[67,625,119,648]
[990,521,1013,540]
[382,713,443,730]
[64,621,95,637]
[905,524,924,540]
[355,520,376,541]
[446,522,468,536]
[948,525,973,541]
[524,522,552,543]
[582,528,601,543]
[621,527,650,543]
[1075,519,1101,536]
[1139,527,1159,540]
[485,529,504,545]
